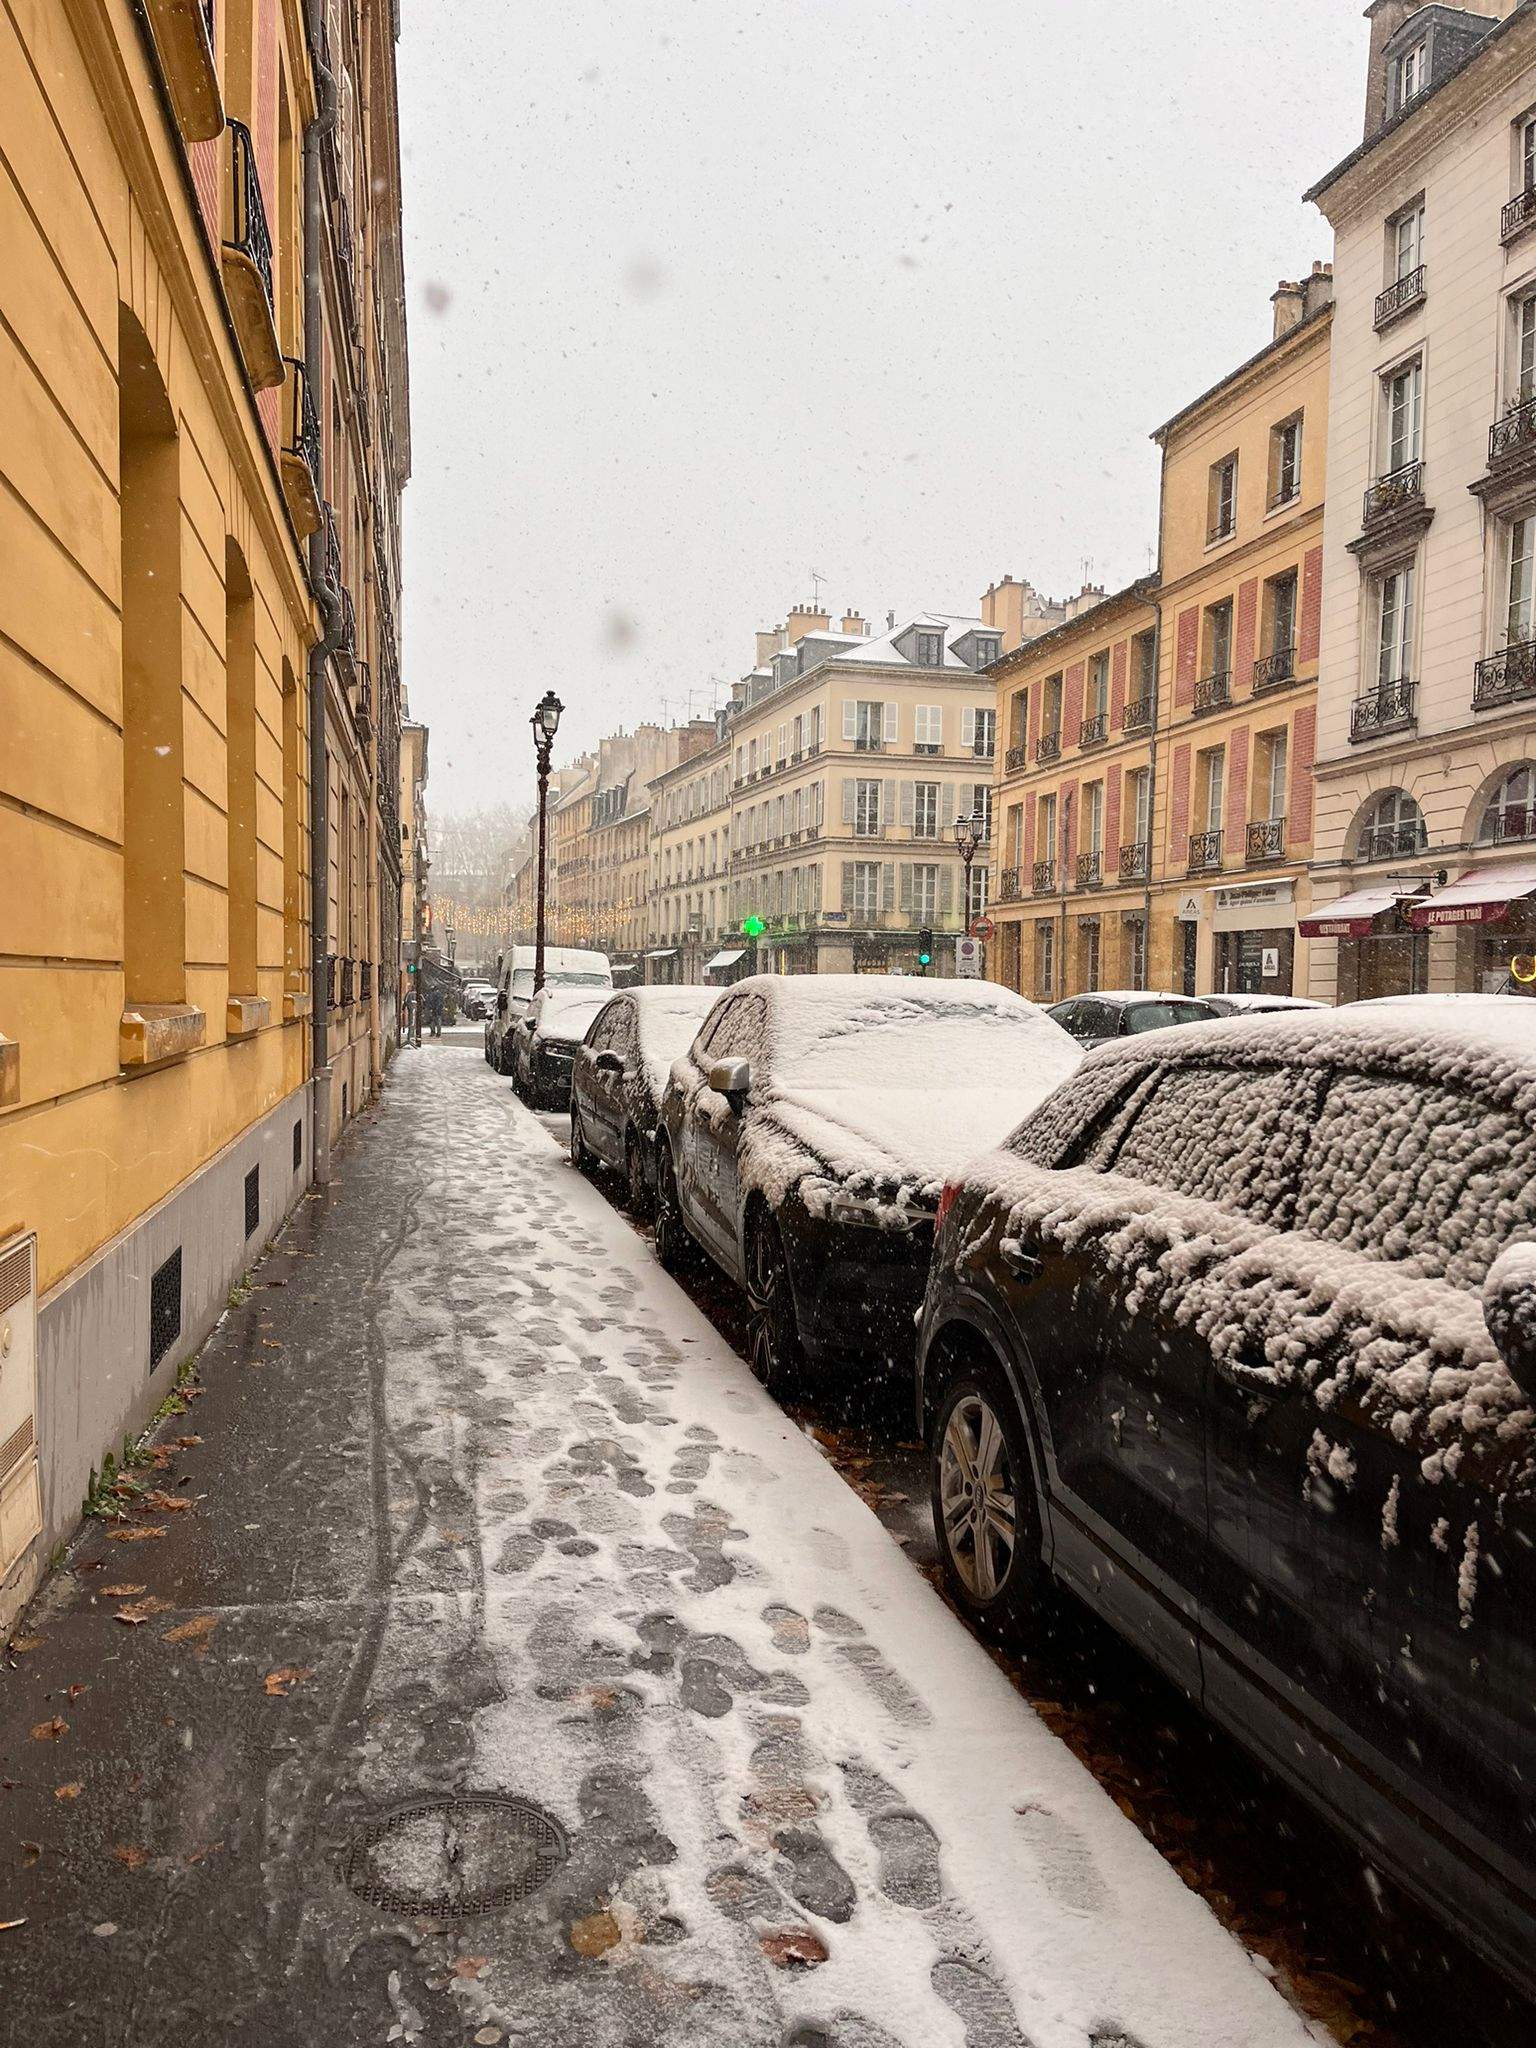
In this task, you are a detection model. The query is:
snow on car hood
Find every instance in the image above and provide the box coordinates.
[632,988,719,1107]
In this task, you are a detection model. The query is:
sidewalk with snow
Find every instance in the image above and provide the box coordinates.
[0,1048,1318,2047]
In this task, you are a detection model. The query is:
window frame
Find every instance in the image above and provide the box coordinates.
[1269,412,1304,509]
[1208,453,1239,543]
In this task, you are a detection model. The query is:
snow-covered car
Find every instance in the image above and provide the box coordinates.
[568,986,718,1212]
[916,995,1536,1997]
[514,986,613,1109]
[459,979,497,1022]
[1203,991,1327,1016]
[653,976,1080,1394]
[486,946,613,1072]
[1046,991,1218,1046]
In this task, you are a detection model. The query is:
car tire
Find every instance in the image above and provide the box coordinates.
[570,1107,595,1174]
[929,1361,1045,1640]
[653,1140,692,1274]
[744,1209,805,1401]
[624,1131,651,1218]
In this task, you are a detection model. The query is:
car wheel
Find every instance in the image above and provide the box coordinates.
[570,1107,595,1174]
[930,1364,1044,1639]
[625,1131,651,1217]
[653,1141,692,1274]
[744,1211,805,1400]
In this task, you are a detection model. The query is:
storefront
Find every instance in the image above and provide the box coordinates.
[644,948,679,986]
[1209,879,1298,996]
[1406,860,1536,997]
[704,946,750,985]
[1298,883,1428,1002]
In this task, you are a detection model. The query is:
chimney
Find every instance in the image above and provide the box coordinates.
[1272,278,1306,339]
[785,601,831,644]
[1362,0,1419,139]
[886,609,896,630]
[981,574,1026,652]
[840,610,867,637]
[755,627,784,667]
[1303,259,1335,320]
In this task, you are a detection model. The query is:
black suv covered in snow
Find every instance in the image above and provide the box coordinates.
[568,986,716,1211]
[916,996,1536,1995]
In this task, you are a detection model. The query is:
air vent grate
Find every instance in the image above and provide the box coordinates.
[0,1241,31,1316]
[149,1247,182,1370]
[244,1164,260,1238]
[0,1413,34,1483]
[293,1117,303,1170]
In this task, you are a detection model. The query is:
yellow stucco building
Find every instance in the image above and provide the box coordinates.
[0,0,407,1629]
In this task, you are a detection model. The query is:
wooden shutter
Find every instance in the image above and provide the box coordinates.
[882,862,896,912]
[842,700,857,741]
[841,862,854,910]
[841,779,856,825]
[899,781,915,826]
[961,707,976,748]
[941,782,956,827]
[882,779,897,832]
[899,862,913,911]
[882,702,898,744]
[939,866,954,912]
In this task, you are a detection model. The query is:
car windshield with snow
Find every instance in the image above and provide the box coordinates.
[569,986,719,1212]
[916,995,1536,1995]
[654,976,1080,1394]
[1047,992,1219,1046]
[513,987,613,1109]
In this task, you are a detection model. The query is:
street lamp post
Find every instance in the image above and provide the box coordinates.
[531,690,564,996]
[954,811,982,939]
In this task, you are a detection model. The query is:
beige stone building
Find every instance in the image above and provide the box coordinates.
[646,732,735,983]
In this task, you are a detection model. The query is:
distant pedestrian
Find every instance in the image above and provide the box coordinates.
[426,987,445,1037]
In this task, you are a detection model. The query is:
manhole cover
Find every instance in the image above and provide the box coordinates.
[341,1794,568,1916]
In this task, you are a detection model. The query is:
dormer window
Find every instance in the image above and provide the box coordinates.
[973,633,1001,669]
[915,629,945,668]
[1396,40,1426,112]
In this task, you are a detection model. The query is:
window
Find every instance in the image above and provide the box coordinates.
[1384,357,1422,471]
[778,723,788,765]
[846,699,895,750]
[1203,599,1233,678]
[913,781,939,838]
[911,862,939,922]
[1393,201,1424,280]
[1100,1065,1298,1220]
[1270,414,1303,506]
[1132,632,1156,701]
[914,704,942,754]
[792,713,804,754]
[967,863,989,922]
[915,629,945,667]
[1126,767,1151,848]
[969,783,993,839]
[1007,689,1028,748]
[1376,561,1416,683]
[1037,921,1055,998]
[850,861,882,920]
[1128,917,1147,989]
[1524,114,1536,196]
[854,778,882,836]
[1508,517,1536,646]
[1259,730,1288,822]
[1208,453,1238,541]
[1087,652,1110,718]
[1396,39,1426,111]
[972,632,1001,669]
[1083,780,1104,854]
[1043,672,1063,736]
[962,706,996,757]
[1357,787,1426,860]
[1038,791,1058,864]
[748,738,758,775]
[1516,295,1536,404]
[1199,748,1224,832]
[1081,922,1101,992]
[1478,764,1536,844]
[1265,572,1298,666]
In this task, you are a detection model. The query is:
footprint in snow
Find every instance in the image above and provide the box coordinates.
[1015,1804,1108,1915]
[931,1956,1031,2048]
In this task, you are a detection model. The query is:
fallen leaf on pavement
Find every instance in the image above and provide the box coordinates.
[0,1918,27,1931]
[263,1666,312,1697]
[474,2030,501,2045]
[115,1597,171,1626]
[54,1784,82,1801]
[177,1436,202,1448]
[450,1955,489,1979]
[8,1636,45,1654]
[91,1922,115,1937]
[570,1910,622,1958]
[30,1719,67,1743]
[107,1526,166,1543]
[184,1840,222,1866]
[759,1928,829,1969]
[66,1685,88,1702]
[143,1491,194,1514]
[100,1585,144,1598]
[112,1845,147,1870]
[162,1615,217,1651]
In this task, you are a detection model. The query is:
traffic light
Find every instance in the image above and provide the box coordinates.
[917,928,934,970]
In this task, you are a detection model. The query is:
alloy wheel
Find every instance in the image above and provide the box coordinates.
[570,1110,592,1173]
[938,1393,1018,1603]
[626,1134,650,1216]
[745,1217,801,1397]
[653,1145,686,1271]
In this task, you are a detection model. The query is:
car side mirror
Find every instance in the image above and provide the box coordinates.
[595,1050,624,1074]
[1484,1245,1536,1397]
[707,1056,750,1106]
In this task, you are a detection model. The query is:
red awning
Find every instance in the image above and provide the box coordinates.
[1406,861,1536,929]
[1298,884,1414,939]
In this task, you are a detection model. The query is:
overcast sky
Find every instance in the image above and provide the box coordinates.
[397,0,1368,822]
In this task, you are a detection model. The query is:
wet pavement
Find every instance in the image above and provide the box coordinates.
[0,1046,1318,2048]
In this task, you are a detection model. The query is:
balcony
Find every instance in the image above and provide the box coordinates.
[1491,802,1536,844]
[853,735,886,753]
[323,505,358,670]
[1004,743,1027,773]
[1246,817,1286,863]
[146,0,224,141]
[1031,859,1056,894]
[1119,841,1149,882]
[353,660,374,748]
[333,190,358,336]
[1349,676,1417,740]
[1122,694,1154,735]
[1035,731,1061,764]
[221,120,283,390]
[280,357,323,538]
[1252,645,1296,692]
[1502,187,1536,245]
[1193,670,1231,715]
[1360,820,1428,862]
[340,956,355,1007]
[1361,460,1424,530]
[1078,712,1107,749]
[1473,638,1536,710]
[1075,851,1103,889]
[1374,265,1426,331]
[1187,829,1223,874]
[998,868,1022,903]
[1489,394,1536,469]
[360,960,373,1002]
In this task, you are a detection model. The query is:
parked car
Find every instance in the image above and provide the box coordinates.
[460,979,498,1022]
[568,986,718,1211]
[1203,991,1327,1016]
[486,946,612,1072]
[513,986,613,1109]
[916,996,1536,1996]
[654,976,1080,1395]
[1046,991,1218,1047]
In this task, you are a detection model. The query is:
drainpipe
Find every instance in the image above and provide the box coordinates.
[304,0,343,1182]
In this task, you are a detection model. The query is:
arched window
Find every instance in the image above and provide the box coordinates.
[1355,788,1426,863]
[1476,764,1536,846]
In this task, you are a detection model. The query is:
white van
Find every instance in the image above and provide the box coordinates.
[485,946,612,1073]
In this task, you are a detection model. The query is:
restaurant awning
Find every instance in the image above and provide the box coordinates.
[1406,860,1536,928]
[705,948,745,972]
[1297,884,1416,939]
[644,948,677,959]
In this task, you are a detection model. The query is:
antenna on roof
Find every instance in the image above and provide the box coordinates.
[809,566,826,606]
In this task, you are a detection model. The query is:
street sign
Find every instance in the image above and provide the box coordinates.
[971,915,995,942]
[955,935,983,978]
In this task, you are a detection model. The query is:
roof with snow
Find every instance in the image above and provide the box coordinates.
[822,613,991,672]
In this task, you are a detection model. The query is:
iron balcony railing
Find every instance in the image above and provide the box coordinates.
[1473,638,1536,709]
[1075,850,1103,889]
[1502,187,1536,244]
[283,356,321,487]
[1004,743,1027,773]
[354,660,373,745]
[1350,676,1417,739]
[340,957,354,1006]
[333,191,358,334]
[226,118,274,310]
[1253,645,1296,691]
[998,868,1022,903]
[1078,712,1107,748]
[1035,731,1061,764]
[1490,394,1536,466]
[1193,671,1231,715]
[1361,820,1428,862]
[1246,817,1286,863]
[323,506,357,654]
[325,954,337,1007]
[1374,265,1426,329]
[1119,840,1150,882]
[1491,802,1536,844]
[360,960,373,1002]
[1363,460,1424,527]
[1207,509,1235,545]
[1031,859,1056,893]
[1188,829,1223,873]
[1122,694,1154,735]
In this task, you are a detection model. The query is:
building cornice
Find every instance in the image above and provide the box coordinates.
[1152,304,1333,448]
[991,579,1160,681]
[1156,500,1326,607]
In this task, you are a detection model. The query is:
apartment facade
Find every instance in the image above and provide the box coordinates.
[988,583,1162,1002]
[646,736,735,983]
[400,719,429,1023]
[1304,0,1536,1000]
[0,0,408,1628]
[1151,274,1332,999]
